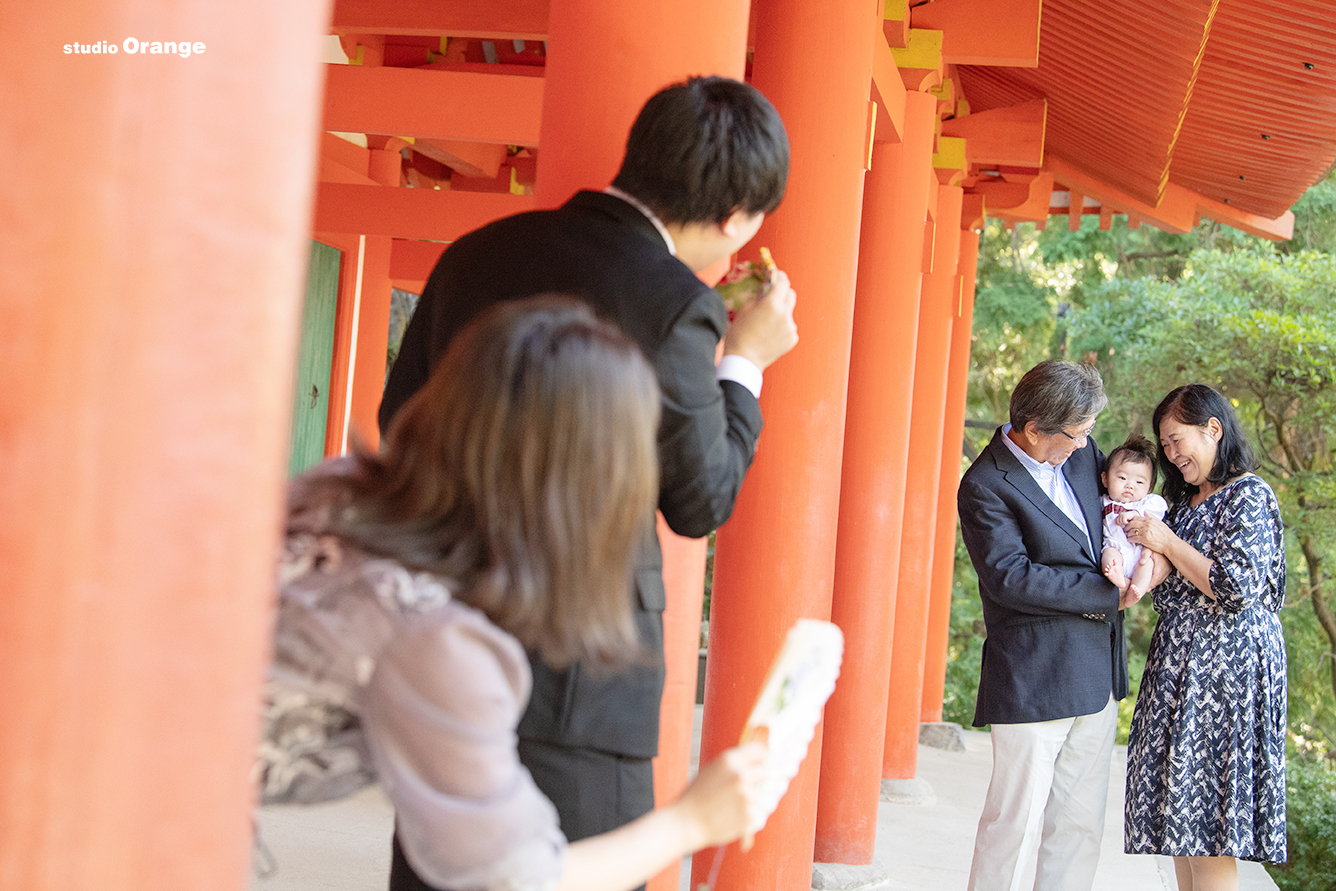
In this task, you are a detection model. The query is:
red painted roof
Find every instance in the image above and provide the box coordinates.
[956,0,1336,218]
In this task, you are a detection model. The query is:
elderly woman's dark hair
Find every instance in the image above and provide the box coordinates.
[1009,360,1108,435]
[310,297,661,670]
[1152,384,1257,503]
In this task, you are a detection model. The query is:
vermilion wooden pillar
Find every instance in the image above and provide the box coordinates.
[320,231,361,455]
[534,0,750,208]
[883,184,964,780]
[0,1,329,889]
[533,4,750,891]
[694,1,878,888]
[319,146,397,457]
[343,148,399,453]
[323,232,392,456]
[813,90,938,866]
[921,230,981,722]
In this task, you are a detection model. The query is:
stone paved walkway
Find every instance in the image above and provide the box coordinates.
[251,719,1277,891]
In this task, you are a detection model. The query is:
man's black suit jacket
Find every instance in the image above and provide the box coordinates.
[379,190,764,759]
[957,428,1127,727]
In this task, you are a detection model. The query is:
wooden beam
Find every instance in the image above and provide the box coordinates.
[891,29,944,91]
[331,0,548,40]
[314,182,535,240]
[940,99,1045,167]
[319,156,379,186]
[883,0,910,48]
[1046,154,1195,234]
[1067,189,1085,231]
[339,33,384,67]
[985,171,1053,223]
[932,135,968,185]
[321,131,369,176]
[390,238,446,283]
[413,139,508,178]
[930,77,955,117]
[871,31,907,144]
[1194,196,1295,241]
[451,165,514,193]
[323,65,543,145]
[960,192,986,231]
[970,178,1029,208]
[910,0,1041,68]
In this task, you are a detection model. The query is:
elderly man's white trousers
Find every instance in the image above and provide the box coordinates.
[966,694,1118,891]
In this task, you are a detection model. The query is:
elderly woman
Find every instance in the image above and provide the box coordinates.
[1122,384,1287,891]
[271,298,765,891]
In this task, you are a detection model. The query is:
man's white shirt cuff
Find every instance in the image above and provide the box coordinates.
[716,354,763,398]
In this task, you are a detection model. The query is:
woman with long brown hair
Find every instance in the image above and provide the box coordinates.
[270,297,764,891]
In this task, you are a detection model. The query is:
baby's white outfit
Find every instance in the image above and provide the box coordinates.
[1101,493,1169,572]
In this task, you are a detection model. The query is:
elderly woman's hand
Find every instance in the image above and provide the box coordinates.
[1122,514,1175,554]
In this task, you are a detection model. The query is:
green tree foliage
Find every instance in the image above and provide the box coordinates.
[967,221,1059,434]
[1269,754,1336,891]
[1283,171,1336,255]
[1069,249,1336,734]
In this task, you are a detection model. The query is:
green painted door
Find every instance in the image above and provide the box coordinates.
[287,240,341,477]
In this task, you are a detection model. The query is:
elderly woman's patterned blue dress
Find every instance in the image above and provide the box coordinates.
[1124,474,1287,862]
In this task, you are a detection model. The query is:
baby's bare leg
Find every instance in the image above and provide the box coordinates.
[1127,553,1155,603]
[1102,548,1129,593]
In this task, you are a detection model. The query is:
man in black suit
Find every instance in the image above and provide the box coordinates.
[958,361,1153,891]
[377,76,797,889]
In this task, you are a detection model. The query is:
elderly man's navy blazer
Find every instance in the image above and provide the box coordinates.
[958,428,1128,726]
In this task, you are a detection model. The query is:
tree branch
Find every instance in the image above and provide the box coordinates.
[1301,537,1336,705]
[1122,250,1189,261]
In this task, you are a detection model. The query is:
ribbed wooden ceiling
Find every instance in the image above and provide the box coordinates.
[956,0,1336,219]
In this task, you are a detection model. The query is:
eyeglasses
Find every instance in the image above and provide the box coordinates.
[1058,422,1096,442]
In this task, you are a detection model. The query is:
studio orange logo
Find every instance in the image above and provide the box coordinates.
[64,39,207,57]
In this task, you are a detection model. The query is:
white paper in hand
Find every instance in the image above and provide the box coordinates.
[739,618,844,845]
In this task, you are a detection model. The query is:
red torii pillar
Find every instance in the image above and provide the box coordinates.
[694,0,878,888]
[533,4,750,891]
[323,140,397,456]
[921,229,981,722]
[812,90,938,866]
[0,1,329,889]
[883,183,964,781]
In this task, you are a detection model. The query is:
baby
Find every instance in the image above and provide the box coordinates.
[1100,433,1168,607]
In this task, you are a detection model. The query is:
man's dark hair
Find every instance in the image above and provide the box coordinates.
[1102,433,1158,490]
[1152,383,1257,503]
[611,76,789,225]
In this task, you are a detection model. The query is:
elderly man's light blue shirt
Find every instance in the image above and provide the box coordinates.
[1000,423,1094,555]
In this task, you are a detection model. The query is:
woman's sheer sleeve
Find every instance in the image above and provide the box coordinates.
[360,603,567,891]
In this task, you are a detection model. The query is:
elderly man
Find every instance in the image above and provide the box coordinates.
[958,360,1150,891]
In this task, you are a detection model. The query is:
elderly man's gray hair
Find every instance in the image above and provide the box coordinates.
[1009,360,1107,435]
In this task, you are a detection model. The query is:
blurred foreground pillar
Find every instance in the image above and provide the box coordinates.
[0,1,331,889]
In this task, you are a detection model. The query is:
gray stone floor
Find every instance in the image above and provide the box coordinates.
[871,729,1275,891]
[250,713,1277,891]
